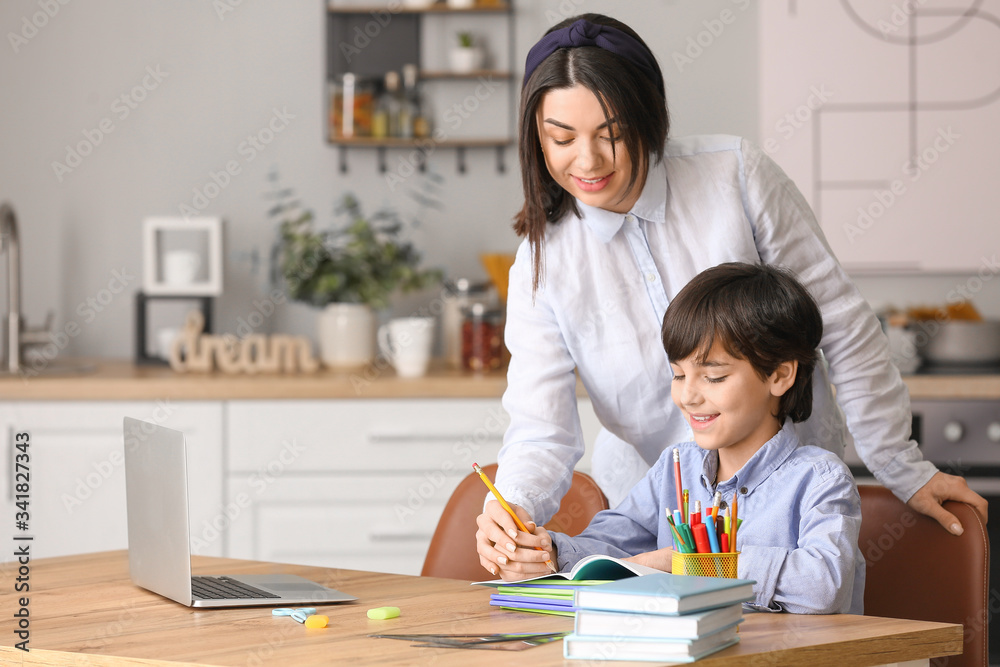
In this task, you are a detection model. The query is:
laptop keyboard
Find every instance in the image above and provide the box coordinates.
[191,576,281,600]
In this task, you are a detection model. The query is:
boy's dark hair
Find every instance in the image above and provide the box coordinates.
[514,13,669,293]
[661,262,823,424]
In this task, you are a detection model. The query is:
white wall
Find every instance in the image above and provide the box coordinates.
[1,0,993,361]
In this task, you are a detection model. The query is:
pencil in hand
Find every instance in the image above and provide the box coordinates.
[473,463,558,574]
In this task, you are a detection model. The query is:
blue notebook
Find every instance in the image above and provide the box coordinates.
[574,572,756,616]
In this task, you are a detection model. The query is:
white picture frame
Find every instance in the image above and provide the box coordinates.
[142,217,223,296]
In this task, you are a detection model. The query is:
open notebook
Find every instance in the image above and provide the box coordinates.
[473,553,660,587]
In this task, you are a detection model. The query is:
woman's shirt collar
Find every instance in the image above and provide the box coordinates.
[574,158,668,243]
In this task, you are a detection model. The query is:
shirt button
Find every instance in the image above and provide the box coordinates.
[646,273,656,282]
[740,486,748,495]
[719,501,728,510]
[625,214,635,223]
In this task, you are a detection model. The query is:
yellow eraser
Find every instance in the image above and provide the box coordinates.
[304,614,328,629]
[367,606,400,620]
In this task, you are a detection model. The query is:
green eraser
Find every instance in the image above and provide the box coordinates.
[367,606,400,620]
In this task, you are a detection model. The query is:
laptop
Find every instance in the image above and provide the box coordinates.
[122,417,356,608]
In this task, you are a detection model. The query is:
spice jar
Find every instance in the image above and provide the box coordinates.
[461,303,505,372]
[442,279,496,368]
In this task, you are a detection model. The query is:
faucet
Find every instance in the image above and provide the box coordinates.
[1,203,53,374]
[1,202,20,372]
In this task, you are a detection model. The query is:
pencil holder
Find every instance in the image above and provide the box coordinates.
[672,551,739,578]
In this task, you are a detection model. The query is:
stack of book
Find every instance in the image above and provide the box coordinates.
[564,572,756,662]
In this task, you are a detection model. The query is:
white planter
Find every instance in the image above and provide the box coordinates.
[449,47,484,73]
[447,0,476,8]
[317,303,375,369]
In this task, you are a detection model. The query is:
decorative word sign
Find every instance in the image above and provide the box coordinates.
[168,311,319,374]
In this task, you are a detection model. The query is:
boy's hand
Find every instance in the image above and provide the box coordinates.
[624,547,675,572]
[476,502,556,579]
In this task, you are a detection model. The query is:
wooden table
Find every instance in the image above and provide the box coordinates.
[0,551,962,666]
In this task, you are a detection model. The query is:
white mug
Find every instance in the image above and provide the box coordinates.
[377,317,435,378]
[164,250,201,285]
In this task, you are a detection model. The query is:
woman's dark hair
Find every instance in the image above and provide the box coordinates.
[661,263,824,424]
[514,14,669,293]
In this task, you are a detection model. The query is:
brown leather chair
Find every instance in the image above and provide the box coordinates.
[421,463,609,580]
[859,484,989,667]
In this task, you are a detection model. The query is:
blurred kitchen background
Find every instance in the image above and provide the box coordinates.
[3,0,996,360]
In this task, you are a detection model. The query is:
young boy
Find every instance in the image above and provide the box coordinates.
[494,262,864,614]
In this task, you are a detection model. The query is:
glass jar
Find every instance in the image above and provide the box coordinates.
[442,279,496,368]
[461,302,504,372]
[330,73,375,139]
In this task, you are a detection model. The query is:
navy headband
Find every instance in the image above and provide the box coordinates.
[522,19,664,97]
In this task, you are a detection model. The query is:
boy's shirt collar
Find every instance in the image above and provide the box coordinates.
[699,420,799,497]
[574,158,668,243]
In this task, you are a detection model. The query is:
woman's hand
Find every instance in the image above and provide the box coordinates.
[623,547,675,572]
[907,471,989,535]
[476,500,557,579]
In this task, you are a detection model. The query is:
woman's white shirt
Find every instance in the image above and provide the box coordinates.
[496,134,934,524]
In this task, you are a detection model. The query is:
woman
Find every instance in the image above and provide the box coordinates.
[475,14,985,577]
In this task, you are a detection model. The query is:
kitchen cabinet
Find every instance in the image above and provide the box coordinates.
[1,402,224,562]
[224,398,599,575]
[325,2,515,173]
[0,386,603,573]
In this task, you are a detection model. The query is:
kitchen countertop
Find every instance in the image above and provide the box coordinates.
[1,358,998,401]
[0,359,511,400]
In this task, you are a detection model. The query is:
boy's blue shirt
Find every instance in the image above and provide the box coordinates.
[550,421,866,614]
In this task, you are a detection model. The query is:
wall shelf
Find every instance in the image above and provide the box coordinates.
[325,1,515,174]
[327,3,510,15]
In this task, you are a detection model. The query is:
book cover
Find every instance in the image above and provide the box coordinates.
[563,625,740,662]
[575,572,755,616]
[473,554,660,587]
[574,603,743,640]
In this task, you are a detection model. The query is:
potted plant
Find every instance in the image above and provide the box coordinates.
[449,31,484,73]
[269,181,442,369]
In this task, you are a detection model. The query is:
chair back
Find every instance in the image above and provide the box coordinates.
[859,484,988,667]
[421,463,609,580]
